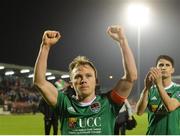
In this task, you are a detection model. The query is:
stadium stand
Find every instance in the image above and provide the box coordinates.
[0,63,69,114]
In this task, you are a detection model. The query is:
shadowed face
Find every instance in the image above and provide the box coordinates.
[156,59,174,79]
[70,64,96,98]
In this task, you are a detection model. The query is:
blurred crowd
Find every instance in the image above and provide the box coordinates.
[0,76,41,114]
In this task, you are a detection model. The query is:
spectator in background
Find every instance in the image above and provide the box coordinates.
[55,79,75,97]
[38,98,58,135]
[114,99,137,135]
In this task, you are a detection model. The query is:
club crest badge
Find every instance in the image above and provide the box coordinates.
[68,117,78,128]
[151,104,158,112]
[90,102,101,113]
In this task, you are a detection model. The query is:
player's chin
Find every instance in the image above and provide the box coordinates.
[79,89,91,96]
[162,75,169,79]
[80,89,89,94]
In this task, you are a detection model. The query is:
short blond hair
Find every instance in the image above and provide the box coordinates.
[69,56,97,79]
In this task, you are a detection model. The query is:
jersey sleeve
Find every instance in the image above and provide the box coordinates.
[106,91,124,115]
[110,90,126,104]
[53,91,67,115]
[173,90,180,102]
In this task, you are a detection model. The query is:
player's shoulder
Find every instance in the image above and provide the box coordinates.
[172,82,180,88]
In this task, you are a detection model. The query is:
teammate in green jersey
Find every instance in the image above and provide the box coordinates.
[136,55,180,135]
[33,25,137,135]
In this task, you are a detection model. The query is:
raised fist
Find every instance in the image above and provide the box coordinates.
[42,30,61,47]
[107,25,126,42]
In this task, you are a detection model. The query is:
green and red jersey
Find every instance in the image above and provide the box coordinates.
[54,91,123,135]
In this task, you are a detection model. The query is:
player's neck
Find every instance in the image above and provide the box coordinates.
[78,94,96,104]
[162,77,172,88]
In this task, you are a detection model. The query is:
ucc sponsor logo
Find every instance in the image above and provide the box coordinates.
[68,117,101,128]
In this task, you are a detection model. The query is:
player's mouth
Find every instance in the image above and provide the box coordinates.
[80,85,89,89]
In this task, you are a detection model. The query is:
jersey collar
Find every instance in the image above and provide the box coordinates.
[79,96,96,107]
[164,82,174,90]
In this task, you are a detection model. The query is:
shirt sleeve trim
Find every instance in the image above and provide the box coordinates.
[110,90,126,104]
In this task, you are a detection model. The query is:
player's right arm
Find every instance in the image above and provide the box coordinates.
[33,30,61,106]
[136,71,152,115]
[136,88,149,115]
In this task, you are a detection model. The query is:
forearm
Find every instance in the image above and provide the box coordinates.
[34,44,49,85]
[112,39,137,98]
[119,38,137,82]
[157,84,180,111]
[33,44,58,106]
[107,25,137,99]
[136,88,149,115]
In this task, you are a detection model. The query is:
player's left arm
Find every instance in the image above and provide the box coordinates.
[107,25,137,104]
[157,85,180,111]
[150,67,180,111]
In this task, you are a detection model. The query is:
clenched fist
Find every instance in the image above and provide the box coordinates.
[107,25,126,42]
[42,30,61,48]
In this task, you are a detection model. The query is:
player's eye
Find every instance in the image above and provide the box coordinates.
[158,63,164,67]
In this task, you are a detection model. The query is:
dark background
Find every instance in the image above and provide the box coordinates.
[1,0,180,99]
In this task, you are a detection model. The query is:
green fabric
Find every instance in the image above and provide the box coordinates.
[54,91,122,135]
[147,82,180,135]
